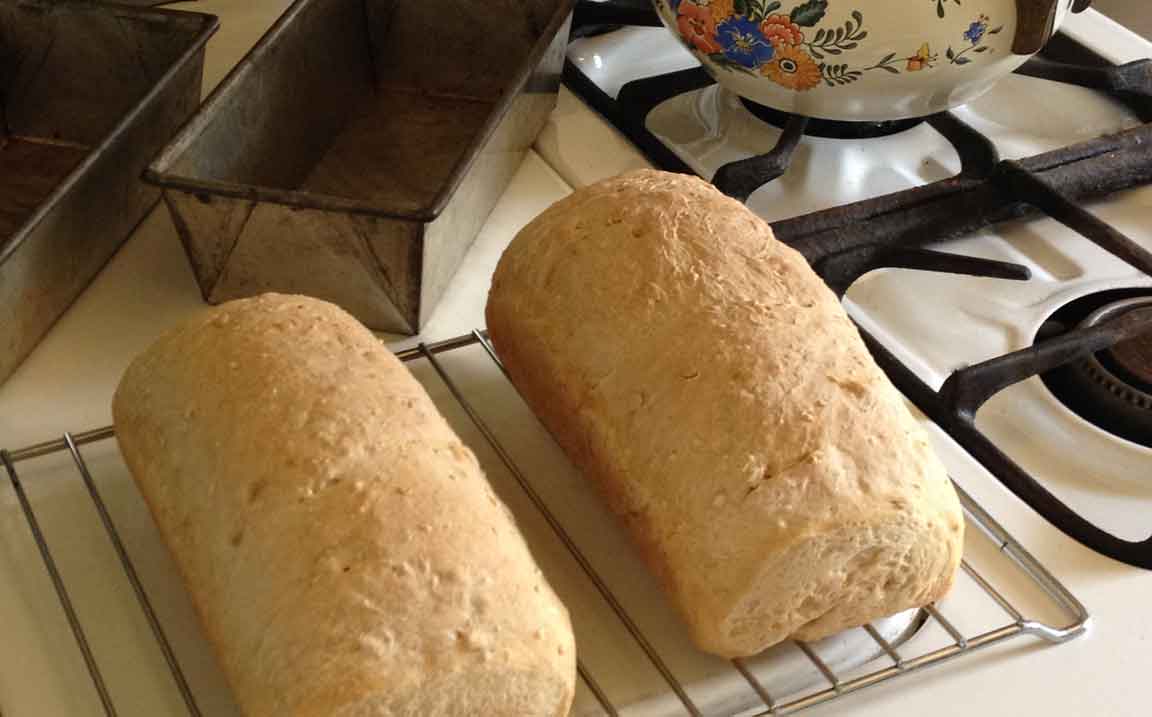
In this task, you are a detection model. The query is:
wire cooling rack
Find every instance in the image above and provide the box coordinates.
[0,331,1090,716]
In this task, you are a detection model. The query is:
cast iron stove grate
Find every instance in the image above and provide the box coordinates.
[564,1,1152,569]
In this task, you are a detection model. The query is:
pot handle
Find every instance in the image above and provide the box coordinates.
[1012,0,1093,55]
[1012,0,1061,55]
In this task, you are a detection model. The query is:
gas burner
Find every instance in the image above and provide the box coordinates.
[1102,305,1152,399]
[1039,291,1152,447]
[739,99,925,140]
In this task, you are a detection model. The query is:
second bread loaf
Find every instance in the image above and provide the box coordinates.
[486,170,964,658]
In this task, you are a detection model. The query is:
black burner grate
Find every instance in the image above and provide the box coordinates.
[564,1,1152,568]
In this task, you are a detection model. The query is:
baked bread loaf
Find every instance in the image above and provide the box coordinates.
[113,294,575,716]
[485,170,964,658]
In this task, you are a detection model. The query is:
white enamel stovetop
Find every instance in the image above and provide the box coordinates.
[0,3,1149,716]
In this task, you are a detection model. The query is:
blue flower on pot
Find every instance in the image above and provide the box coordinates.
[717,16,775,69]
[964,14,989,45]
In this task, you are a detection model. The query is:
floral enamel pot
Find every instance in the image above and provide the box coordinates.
[652,0,1091,121]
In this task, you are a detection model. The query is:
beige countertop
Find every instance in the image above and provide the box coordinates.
[1092,0,1152,38]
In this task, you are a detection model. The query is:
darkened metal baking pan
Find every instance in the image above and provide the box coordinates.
[147,0,574,334]
[0,0,217,383]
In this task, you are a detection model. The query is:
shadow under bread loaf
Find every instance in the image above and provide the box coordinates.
[486,169,964,659]
[113,293,575,716]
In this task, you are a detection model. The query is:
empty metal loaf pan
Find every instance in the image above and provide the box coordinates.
[147,0,574,334]
[0,0,217,384]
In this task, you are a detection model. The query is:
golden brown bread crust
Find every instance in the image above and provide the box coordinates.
[486,169,963,658]
[113,294,575,716]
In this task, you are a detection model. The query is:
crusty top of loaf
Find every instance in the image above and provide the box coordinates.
[486,170,963,655]
[113,294,575,716]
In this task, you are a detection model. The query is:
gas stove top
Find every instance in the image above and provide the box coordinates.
[564,1,1152,567]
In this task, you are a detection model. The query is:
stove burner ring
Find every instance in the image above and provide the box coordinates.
[1077,298,1152,413]
[1049,297,1152,446]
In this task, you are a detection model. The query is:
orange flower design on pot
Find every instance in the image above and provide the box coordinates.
[761,14,805,48]
[708,0,736,21]
[906,42,938,71]
[677,2,723,55]
[761,44,822,91]
[652,0,1087,121]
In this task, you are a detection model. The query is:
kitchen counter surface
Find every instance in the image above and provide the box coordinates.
[1093,0,1152,39]
[1,3,1149,716]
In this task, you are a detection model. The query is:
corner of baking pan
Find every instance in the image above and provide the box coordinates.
[104,1,220,34]
[144,0,307,182]
[422,0,578,219]
[145,0,575,224]
[143,0,442,224]
[0,1,220,268]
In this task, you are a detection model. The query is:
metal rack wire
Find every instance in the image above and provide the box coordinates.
[0,330,1090,717]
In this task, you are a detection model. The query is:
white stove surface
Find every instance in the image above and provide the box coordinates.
[567,14,1152,544]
